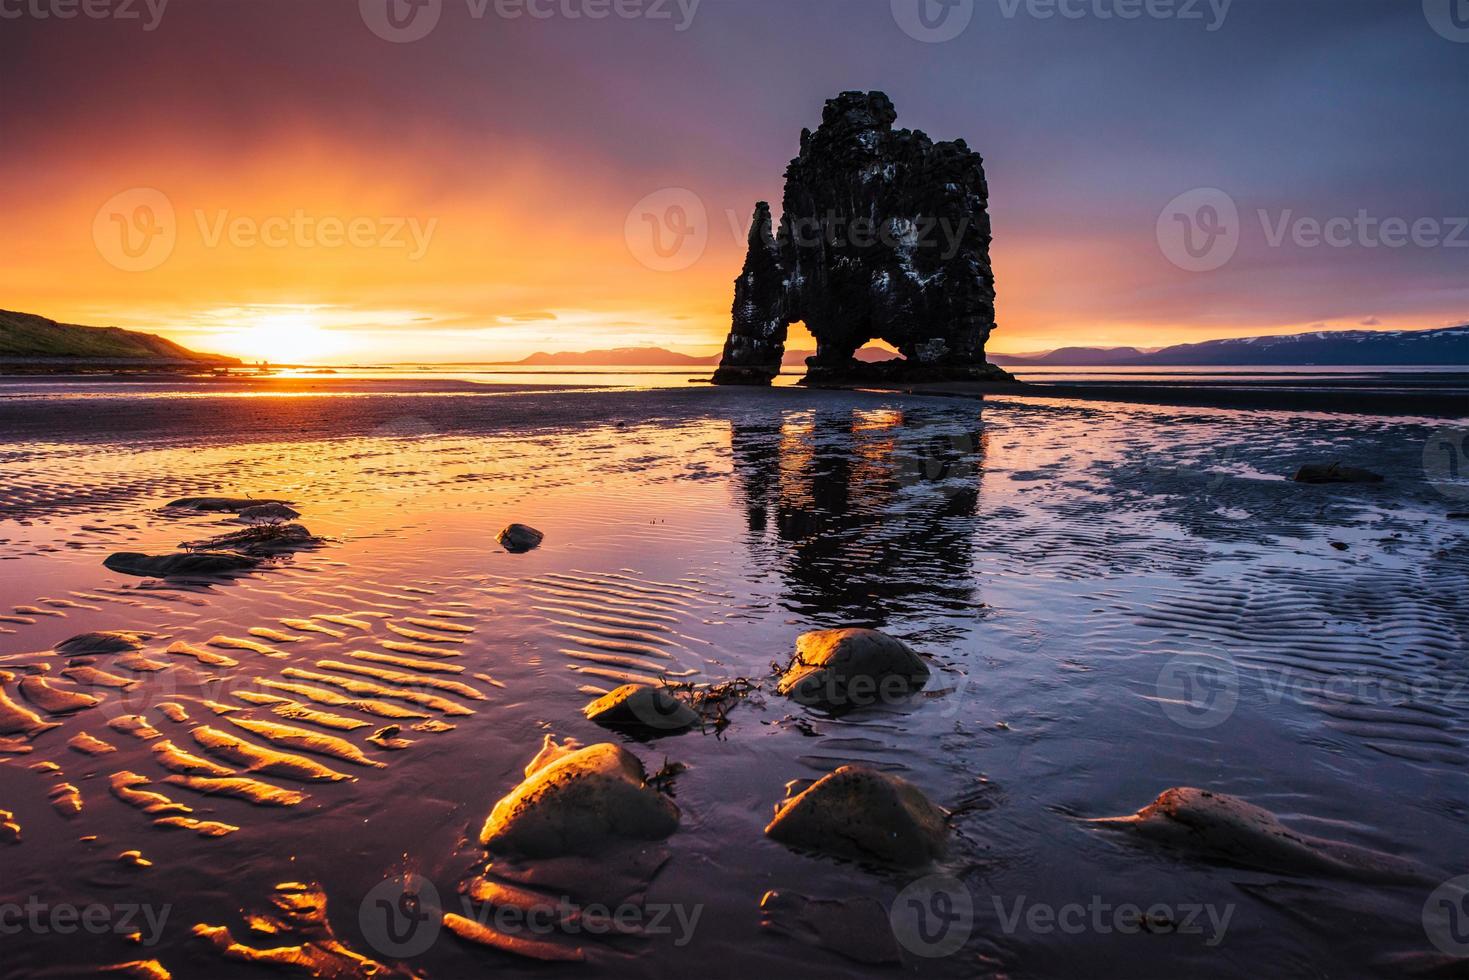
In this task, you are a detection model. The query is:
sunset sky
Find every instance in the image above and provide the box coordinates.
[2,0,1465,363]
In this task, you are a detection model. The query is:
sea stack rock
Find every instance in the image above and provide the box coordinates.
[712,91,1013,387]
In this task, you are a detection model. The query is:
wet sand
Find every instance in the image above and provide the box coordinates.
[0,378,1466,978]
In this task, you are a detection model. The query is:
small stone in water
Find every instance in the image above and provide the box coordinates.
[497,523,544,553]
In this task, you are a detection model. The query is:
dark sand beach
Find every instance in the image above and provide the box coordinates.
[1,375,1466,978]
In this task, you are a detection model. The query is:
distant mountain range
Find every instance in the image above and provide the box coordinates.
[514,325,1469,368]
[988,325,1469,366]
[0,310,238,364]
[514,347,715,366]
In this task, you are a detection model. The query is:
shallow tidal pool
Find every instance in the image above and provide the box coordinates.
[0,381,1466,979]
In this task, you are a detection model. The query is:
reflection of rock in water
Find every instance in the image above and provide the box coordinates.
[730,408,986,622]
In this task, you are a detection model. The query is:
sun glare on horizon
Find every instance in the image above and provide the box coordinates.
[206,310,348,365]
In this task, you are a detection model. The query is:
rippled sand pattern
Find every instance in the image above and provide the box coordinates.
[0,384,1464,978]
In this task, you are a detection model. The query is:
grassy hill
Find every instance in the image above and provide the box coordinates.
[0,310,238,363]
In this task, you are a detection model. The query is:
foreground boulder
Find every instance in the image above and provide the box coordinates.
[479,740,679,857]
[778,628,929,710]
[1292,462,1384,484]
[765,766,947,868]
[104,551,261,578]
[497,524,544,553]
[1089,787,1426,883]
[165,496,293,512]
[583,684,698,734]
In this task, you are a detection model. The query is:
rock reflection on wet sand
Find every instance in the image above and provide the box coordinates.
[0,383,1465,978]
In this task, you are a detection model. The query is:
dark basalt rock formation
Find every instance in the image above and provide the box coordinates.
[712,92,1014,386]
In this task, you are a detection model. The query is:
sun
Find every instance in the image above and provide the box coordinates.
[214,311,346,364]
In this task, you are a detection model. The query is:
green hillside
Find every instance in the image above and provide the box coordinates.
[0,310,239,362]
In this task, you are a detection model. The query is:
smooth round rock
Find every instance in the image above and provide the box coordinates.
[497,524,544,553]
[765,765,948,868]
[777,628,930,710]
[480,742,679,857]
[584,684,698,733]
